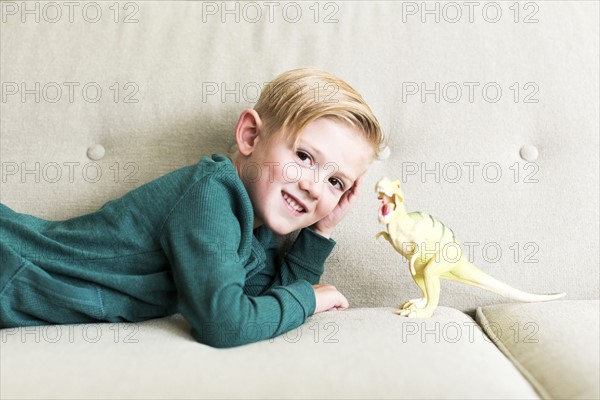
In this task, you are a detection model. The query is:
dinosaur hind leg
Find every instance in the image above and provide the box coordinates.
[399,273,427,310]
[399,254,455,318]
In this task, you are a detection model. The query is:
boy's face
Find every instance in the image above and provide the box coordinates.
[236,116,373,235]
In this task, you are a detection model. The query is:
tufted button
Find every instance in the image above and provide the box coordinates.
[87,144,105,160]
[519,144,538,162]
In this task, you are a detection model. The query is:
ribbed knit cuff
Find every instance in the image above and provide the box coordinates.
[286,228,336,274]
[282,279,317,317]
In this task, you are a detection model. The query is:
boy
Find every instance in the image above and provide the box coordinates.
[0,67,384,348]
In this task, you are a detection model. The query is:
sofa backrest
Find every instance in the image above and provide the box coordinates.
[1,1,598,311]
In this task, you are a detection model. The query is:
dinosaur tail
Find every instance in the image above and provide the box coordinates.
[444,257,566,302]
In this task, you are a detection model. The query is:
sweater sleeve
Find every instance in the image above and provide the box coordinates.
[158,174,315,348]
[244,227,336,297]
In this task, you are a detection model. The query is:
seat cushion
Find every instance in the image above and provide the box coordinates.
[476,300,600,400]
[1,307,538,399]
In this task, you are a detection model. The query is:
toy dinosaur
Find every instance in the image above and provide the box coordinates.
[375,177,566,318]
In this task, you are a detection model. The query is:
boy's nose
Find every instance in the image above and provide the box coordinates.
[298,174,322,200]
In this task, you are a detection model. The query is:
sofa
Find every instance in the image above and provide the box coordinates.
[1,1,598,399]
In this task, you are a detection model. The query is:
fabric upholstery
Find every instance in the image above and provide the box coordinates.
[1,307,540,399]
[476,300,600,400]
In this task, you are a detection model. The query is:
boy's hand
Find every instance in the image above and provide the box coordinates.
[310,174,365,238]
[312,284,349,313]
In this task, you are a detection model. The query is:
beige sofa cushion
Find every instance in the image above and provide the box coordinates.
[1,307,539,399]
[476,300,600,400]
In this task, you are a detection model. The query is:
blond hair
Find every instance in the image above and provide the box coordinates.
[253,67,385,159]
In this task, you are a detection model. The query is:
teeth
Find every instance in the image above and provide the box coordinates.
[283,193,305,212]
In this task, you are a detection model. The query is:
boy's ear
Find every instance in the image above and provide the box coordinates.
[235,109,263,156]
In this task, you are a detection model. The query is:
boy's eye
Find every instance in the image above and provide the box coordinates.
[329,177,344,190]
[296,151,313,166]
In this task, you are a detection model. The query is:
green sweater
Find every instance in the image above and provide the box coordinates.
[0,154,336,348]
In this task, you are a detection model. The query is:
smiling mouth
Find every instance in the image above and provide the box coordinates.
[282,192,306,214]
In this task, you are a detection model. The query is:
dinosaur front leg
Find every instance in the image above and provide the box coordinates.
[376,231,392,244]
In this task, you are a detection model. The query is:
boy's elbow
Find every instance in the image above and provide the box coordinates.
[186,317,263,348]
[191,330,245,349]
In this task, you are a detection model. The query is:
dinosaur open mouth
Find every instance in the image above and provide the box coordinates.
[378,193,396,218]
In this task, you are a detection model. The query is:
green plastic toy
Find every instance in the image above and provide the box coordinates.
[375,177,566,318]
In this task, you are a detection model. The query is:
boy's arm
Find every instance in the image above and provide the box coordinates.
[158,175,316,348]
[244,227,335,296]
